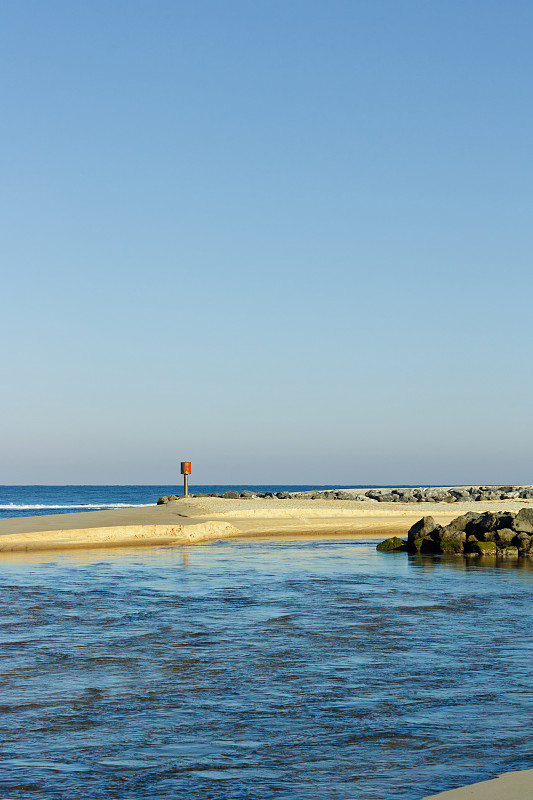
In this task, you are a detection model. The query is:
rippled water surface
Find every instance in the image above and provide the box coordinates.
[1,538,533,800]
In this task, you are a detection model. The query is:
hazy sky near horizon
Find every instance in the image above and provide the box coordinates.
[1,0,532,486]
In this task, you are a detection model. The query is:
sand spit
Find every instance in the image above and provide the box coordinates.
[0,495,531,553]
[0,519,239,553]
[421,767,533,799]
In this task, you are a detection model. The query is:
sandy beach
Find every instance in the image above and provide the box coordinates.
[421,767,533,799]
[0,492,532,553]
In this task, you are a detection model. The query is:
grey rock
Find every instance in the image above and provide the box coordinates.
[513,508,533,533]
[440,528,467,544]
[445,512,483,533]
[449,489,470,500]
[157,494,179,504]
[468,512,508,537]
[495,528,516,547]
[407,516,438,546]
[393,489,417,502]
[240,491,257,498]
[377,493,396,502]
[424,489,453,503]
[494,511,517,529]
[516,533,531,551]
[276,492,291,499]
[223,490,240,499]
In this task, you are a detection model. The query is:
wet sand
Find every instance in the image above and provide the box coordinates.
[421,767,533,798]
[0,495,531,553]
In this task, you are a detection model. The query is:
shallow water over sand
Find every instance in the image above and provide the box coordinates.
[1,539,533,799]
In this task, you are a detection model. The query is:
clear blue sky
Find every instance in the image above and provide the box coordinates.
[1,0,532,485]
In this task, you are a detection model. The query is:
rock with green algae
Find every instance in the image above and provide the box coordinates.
[376,537,407,552]
[439,539,465,554]
[412,536,439,554]
[468,540,497,556]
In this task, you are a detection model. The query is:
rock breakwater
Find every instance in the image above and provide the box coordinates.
[377,508,533,558]
[157,485,533,504]
[366,485,533,502]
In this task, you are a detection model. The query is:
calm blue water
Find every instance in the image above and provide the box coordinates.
[0,486,379,520]
[0,538,532,800]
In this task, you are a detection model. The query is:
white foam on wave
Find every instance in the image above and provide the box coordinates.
[0,503,151,511]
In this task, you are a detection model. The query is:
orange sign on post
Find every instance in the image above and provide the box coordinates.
[180,462,191,496]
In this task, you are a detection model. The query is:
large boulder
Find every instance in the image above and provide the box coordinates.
[465,511,515,539]
[336,491,354,500]
[468,540,497,556]
[439,538,465,554]
[424,489,454,503]
[376,537,406,552]
[418,537,440,554]
[516,533,531,553]
[445,511,483,533]
[407,516,438,547]
[392,489,416,502]
[377,492,396,502]
[157,494,179,504]
[449,488,470,500]
[495,529,516,547]
[513,508,533,534]
[440,528,466,545]
[223,490,240,499]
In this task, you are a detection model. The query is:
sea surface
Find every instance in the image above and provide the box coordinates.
[1,535,533,800]
[0,485,381,520]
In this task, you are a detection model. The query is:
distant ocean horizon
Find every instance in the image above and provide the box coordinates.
[0,484,422,520]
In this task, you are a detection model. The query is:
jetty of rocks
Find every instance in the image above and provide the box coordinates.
[377,508,533,558]
[158,485,533,505]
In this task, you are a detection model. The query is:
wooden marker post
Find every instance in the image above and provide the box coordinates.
[181,461,191,497]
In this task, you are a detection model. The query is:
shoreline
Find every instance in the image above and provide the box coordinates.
[421,767,533,799]
[0,494,532,553]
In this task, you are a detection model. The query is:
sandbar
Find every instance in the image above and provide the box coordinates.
[0,494,531,553]
[421,767,533,798]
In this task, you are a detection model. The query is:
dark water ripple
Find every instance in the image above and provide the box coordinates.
[0,539,533,799]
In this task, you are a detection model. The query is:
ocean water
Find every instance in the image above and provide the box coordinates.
[1,538,533,800]
[0,485,374,520]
